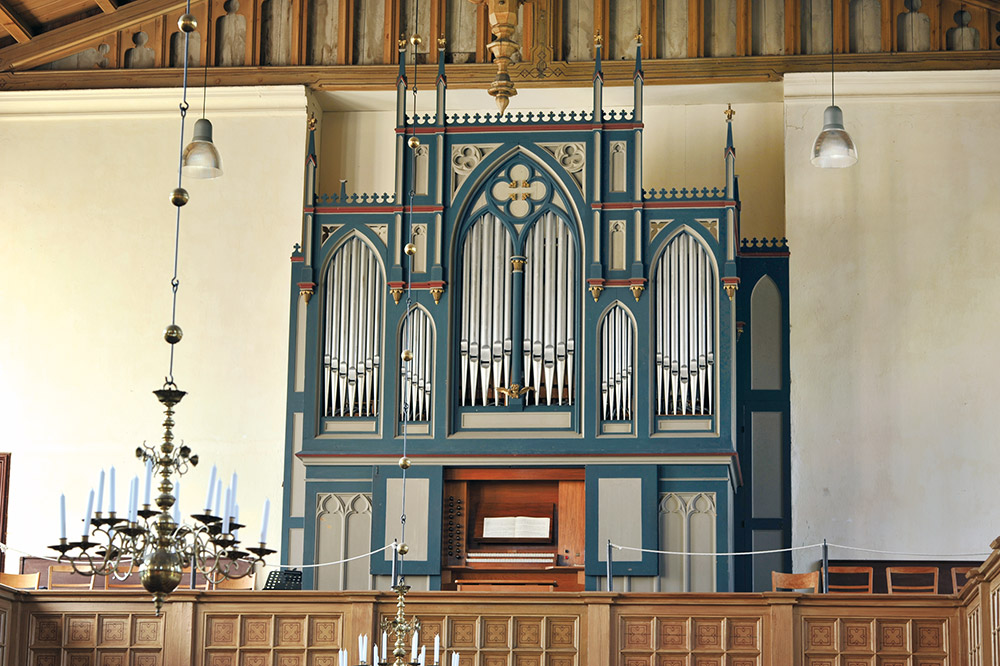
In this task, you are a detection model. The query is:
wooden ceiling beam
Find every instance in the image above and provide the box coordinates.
[1,52,999,93]
[0,1,33,44]
[0,0,185,72]
[95,0,119,13]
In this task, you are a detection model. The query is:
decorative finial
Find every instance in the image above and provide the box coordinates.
[438,35,447,49]
[594,30,603,46]
[398,34,407,50]
[634,31,643,45]
[724,104,735,121]
[307,113,317,132]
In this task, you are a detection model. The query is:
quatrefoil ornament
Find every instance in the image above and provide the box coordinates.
[491,164,548,218]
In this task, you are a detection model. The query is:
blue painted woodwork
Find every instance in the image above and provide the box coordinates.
[280,43,789,591]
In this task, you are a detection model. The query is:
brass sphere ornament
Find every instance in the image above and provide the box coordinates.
[398,456,411,469]
[404,242,417,256]
[177,13,197,32]
[401,349,414,362]
[407,136,420,149]
[164,324,184,344]
[410,34,422,46]
[170,187,189,207]
[398,543,409,555]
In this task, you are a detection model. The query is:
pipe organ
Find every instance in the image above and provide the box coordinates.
[654,232,716,416]
[284,42,789,593]
[322,237,384,419]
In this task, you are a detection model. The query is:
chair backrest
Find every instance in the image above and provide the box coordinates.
[105,566,144,589]
[48,564,95,590]
[0,572,40,589]
[827,566,874,593]
[771,570,820,593]
[212,572,256,590]
[951,566,973,594]
[886,566,938,594]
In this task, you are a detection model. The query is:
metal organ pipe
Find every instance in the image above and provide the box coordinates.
[400,307,434,421]
[653,232,716,417]
[522,212,577,406]
[459,214,513,406]
[600,304,633,421]
[323,237,384,418]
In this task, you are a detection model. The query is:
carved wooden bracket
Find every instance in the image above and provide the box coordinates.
[470,0,529,114]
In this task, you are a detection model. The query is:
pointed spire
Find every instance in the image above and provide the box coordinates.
[593,30,603,79]
[724,104,736,199]
[437,36,447,83]
[633,31,644,81]
[397,34,407,83]
[725,103,736,154]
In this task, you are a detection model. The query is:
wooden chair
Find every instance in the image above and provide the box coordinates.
[47,564,95,590]
[0,572,40,589]
[886,566,938,594]
[771,570,820,593]
[105,566,144,590]
[951,566,973,594]
[211,572,256,590]
[826,565,874,593]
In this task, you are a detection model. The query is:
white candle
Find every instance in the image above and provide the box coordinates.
[434,635,439,665]
[221,488,232,533]
[233,504,239,537]
[95,469,105,514]
[230,472,238,513]
[82,489,94,538]
[172,481,181,523]
[364,635,369,664]
[359,634,364,662]
[205,464,217,511]
[373,645,380,666]
[127,477,137,522]
[109,466,116,513]
[451,653,459,666]
[259,498,270,543]
[382,631,387,660]
[411,631,418,661]
[143,459,153,506]
[420,645,426,666]
[59,494,66,540]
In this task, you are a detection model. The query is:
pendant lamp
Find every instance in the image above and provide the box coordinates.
[183,62,223,179]
[811,0,857,168]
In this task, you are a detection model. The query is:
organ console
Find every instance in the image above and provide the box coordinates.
[441,468,586,591]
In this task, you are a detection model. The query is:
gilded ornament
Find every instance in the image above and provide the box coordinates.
[408,136,420,149]
[630,284,645,301]
[170,187,189,207]
[398,456,411,469]
[725,104,735,121]
[163,324,183,345]
[589,285,604,302]
[401,349,414,362]
[430,288,444,304]
[409,34,422,46]
[390,288,404,305]
[404,242,417,256]
[495,383,535,399]
[398,543,409,555]
[177,13,197,33]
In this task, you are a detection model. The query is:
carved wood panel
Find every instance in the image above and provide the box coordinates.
[803,617,949,665]
[203,612,343,665]
[27,612,164,665]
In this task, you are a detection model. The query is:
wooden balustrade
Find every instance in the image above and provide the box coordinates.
[0,580,972,665]
[1,0,998,92]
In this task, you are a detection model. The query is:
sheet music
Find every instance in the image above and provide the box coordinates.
[482,516,550,539]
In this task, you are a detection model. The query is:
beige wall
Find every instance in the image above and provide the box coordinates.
[785,71,1000,566]
[0,86,307,572]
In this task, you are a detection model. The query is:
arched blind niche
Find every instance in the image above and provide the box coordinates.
[322,236,384,418]
[458,213,514,406]
[522,212,577,406]
[653,231,716,416]
[399,306,434,422]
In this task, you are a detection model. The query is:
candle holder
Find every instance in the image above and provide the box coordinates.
[381,584,422,666]
[50,385,270,613]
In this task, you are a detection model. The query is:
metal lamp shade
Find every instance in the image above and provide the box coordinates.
[182,118,223,179]
[811,105,858,168]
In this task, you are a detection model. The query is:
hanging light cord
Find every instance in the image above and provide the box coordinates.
[830,0,835,106]
[167,0,194,387]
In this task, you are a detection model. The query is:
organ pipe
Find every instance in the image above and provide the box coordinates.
[323,237,384,418]
[653,232,716,417]
[400,306,434,421]
[600,304,634,421]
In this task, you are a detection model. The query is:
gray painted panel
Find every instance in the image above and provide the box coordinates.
[750,276,783,390]
[751,411,783,518]
[752,529,783,592]
[384,478,430,561]
[597,478,643,562]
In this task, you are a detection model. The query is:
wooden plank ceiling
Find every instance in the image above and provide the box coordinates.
[0,0,998,93]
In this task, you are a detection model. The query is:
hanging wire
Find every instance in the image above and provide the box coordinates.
[167,0,194,386]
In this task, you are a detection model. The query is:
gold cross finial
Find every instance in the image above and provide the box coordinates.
[634,31,643,45]
[724,103,735,121]
[594,30,603,46]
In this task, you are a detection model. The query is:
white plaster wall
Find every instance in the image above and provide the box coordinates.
[785,71,1000,567]
[0,86,308,572]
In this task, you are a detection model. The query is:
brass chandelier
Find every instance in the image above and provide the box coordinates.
[50,2,270,613]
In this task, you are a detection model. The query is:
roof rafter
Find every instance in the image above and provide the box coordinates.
[0,0,185,72]
[95,0,119,13]
[0,1,32,44]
